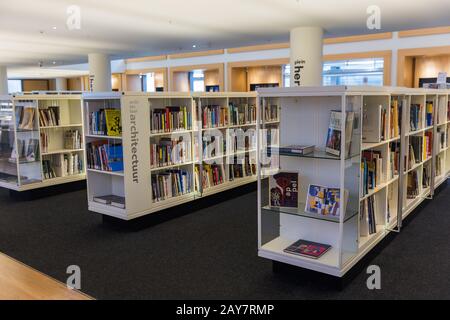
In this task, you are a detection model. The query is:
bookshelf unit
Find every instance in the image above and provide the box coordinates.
[84,91,275,220]
[0,93,85,191]
[257,86,450,277]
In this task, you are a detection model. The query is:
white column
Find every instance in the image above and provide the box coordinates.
[290,26,323,86]
[0,66,8,95]
[88,53,112,92]
[55,77,68,91]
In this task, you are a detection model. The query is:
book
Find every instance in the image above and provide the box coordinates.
[362,104,382,143]
[390,99,400,138]
[269,171,299,208]
[150,137,192,168]
[325,111,354,157]
[426,101,433,127]
[151,169,191,202]
[93,195,125,208]
[283,239,332,259]
[276,145,315,155]
[361,149,383,196]
[305,184,347,217]
[410,104,421,132]
[228,102,256,125]
[104,109,122,136]
[151,106,191,133]
[360,195,378,236]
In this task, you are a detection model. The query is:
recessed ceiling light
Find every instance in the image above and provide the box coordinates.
[52,61,56,65]
[52,26,57,30]
[192,45,197,48]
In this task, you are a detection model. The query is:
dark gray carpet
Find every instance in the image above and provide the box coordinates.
[0,181,449,300]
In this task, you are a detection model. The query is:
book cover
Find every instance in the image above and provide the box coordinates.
[362,104,382,143]
[305,184,347,217]
[104,109,122,136]
[283,239,332,259]
[269,171,299,208]
[325,111,354,157]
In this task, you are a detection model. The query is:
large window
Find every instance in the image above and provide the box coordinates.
[8,80,22,93]
[282,57,384,87]
[189,70,205,92]
[323,58,384,86]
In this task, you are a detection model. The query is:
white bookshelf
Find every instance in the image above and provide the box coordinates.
[0,94,86,191]
[257,86,450,277]
[83,91,274,220]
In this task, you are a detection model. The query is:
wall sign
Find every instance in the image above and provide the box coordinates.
[293,59,306,86]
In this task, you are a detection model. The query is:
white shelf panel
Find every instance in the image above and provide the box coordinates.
[87,169,124,177]
[40,124,83,129]
[150,161,194,172]
[150,129,194,137]
[42,148,84,155]
[362,136,399,151]
[86,134,122,140]
[228,123,257,129]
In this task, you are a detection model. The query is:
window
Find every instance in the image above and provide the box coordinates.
[283,64,290,88]
[144,72,156,92]
[189,70,205,92]
[8,80,22,93]
[323,58,384,86]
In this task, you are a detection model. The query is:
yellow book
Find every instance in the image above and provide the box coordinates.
[104,109,122,136]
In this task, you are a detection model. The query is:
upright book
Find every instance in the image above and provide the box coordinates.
[269,171,299,208]
[325,111,354,157]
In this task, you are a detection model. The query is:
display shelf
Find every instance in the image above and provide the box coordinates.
[85,134,122,140]
[0,94,86,191]
[257,86,450,278]
[42,148,84,155]
[262,204,358,223]
[84,92,270,220]
[40,124,83,129]
[87,168,124,177]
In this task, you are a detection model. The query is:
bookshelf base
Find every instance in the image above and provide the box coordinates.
[0,174,86,192]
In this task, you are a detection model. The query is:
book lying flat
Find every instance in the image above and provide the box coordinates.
[93,195,125,208]
[276,145,315,155]
[283,239,332,259]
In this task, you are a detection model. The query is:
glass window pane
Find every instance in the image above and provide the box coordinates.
[323,58,384,86]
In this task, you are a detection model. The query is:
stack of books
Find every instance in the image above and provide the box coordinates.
[202,135,225,160]
[410,104,422,132]
[361,150,383,197]
[151,106,190,133]
[89,109,122,136]
[196,164,225,190]
[229,155,256,180]
[264,105,278,122]
[389,142,400,179]
[360,195,378,236]
[390,99,400,138]
[16,106,36,130]
[150,137,191,168]
[409,136,423,168]
[62,153,83,176]
[201,105,228,129]
[407,171,419,199]
[362,104,387,143]
[424,131,432,159]
[9,139,39,163]
[64,130,82,150]
[42,159,57,179]
[86,140,123,172]
[426,101,434,127]
[151,169,191,202]
[39,107,60,127]
[229,102,256,125]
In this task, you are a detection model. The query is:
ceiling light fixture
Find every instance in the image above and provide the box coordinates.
[52,26,57,30]
[192,45,197,48]
[52,61,56,65]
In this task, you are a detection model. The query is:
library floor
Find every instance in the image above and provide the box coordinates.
[0,182,449,300]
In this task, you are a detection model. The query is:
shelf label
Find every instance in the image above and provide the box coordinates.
[121,95,152,213]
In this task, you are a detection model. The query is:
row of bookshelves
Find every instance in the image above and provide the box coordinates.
[83,92,278,220]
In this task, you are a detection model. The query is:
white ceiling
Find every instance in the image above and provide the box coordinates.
[1,0,450,75]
